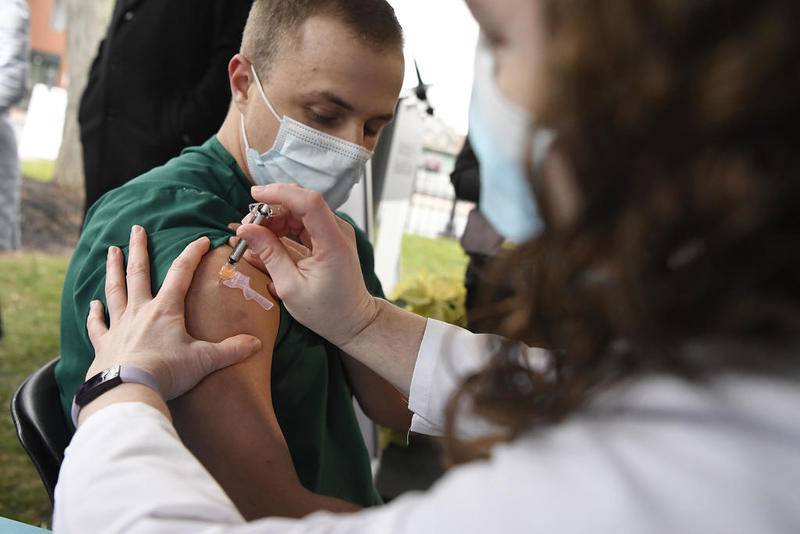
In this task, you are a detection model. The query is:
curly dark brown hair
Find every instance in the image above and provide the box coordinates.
[445,0,800,464]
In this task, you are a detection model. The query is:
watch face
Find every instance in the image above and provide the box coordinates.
[75,365,123,407]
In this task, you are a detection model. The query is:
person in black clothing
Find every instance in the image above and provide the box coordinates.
[450,137,481,206]
[79,0,253,216]
[450,137,504,326]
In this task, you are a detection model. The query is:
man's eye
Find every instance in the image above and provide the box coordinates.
[308,110,337,125]
[365,122,385,138]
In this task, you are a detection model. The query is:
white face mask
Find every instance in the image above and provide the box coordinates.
[469,38,554,243]
[240,65,373,210]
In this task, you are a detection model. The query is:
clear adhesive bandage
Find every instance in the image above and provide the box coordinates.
[221,271,274,311]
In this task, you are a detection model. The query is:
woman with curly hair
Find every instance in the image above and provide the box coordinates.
[56,0,800,532]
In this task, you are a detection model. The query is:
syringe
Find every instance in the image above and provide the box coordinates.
[219,203,279,280]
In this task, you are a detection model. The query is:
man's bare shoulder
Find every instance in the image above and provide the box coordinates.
[185,245,280,349]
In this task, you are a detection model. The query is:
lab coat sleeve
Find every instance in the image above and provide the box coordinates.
[54,403,245,533]
[53,401,503,534]
[52,324,549,533]
[407,319,549,437]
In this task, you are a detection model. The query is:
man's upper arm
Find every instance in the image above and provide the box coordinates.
[169,244,360,518]
[182,245,280,395]
[169,245,306,519]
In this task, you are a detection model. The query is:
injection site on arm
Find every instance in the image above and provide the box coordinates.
[219,269,274,311]
[216,202,279,311]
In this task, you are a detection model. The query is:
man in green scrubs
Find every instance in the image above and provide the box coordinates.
[57,0,409,518]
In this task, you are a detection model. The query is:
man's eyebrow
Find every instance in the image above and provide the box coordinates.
[305,90,355,111]
[304,91,395,121]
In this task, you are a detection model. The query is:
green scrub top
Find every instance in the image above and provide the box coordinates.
[57,137,384,507]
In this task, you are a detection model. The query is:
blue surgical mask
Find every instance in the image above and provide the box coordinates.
[241,65,373,210]
[468,38,554,243]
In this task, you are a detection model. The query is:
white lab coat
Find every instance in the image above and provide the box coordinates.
[54,320,800,533]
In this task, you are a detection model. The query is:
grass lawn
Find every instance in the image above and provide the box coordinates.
[0,234,464,528]
[0,252,68,528]
[399,234,468,280]
[20,160,56,183]
[394,234,469,326]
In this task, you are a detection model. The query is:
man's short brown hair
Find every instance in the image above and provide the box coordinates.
[241,0,404,77]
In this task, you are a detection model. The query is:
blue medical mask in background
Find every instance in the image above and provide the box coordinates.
[241,64,372,210]
[468,38,554,243]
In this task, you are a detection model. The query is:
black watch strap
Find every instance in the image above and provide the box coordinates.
[71,365,161,426]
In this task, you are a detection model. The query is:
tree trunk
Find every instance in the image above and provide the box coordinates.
[53,0,114,193]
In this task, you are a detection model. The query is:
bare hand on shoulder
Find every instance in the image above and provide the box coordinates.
[85,226,262,400]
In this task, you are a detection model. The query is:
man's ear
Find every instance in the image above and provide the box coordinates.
[229,54,253,114]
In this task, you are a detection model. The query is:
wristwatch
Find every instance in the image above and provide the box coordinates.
[71,365,161,427]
